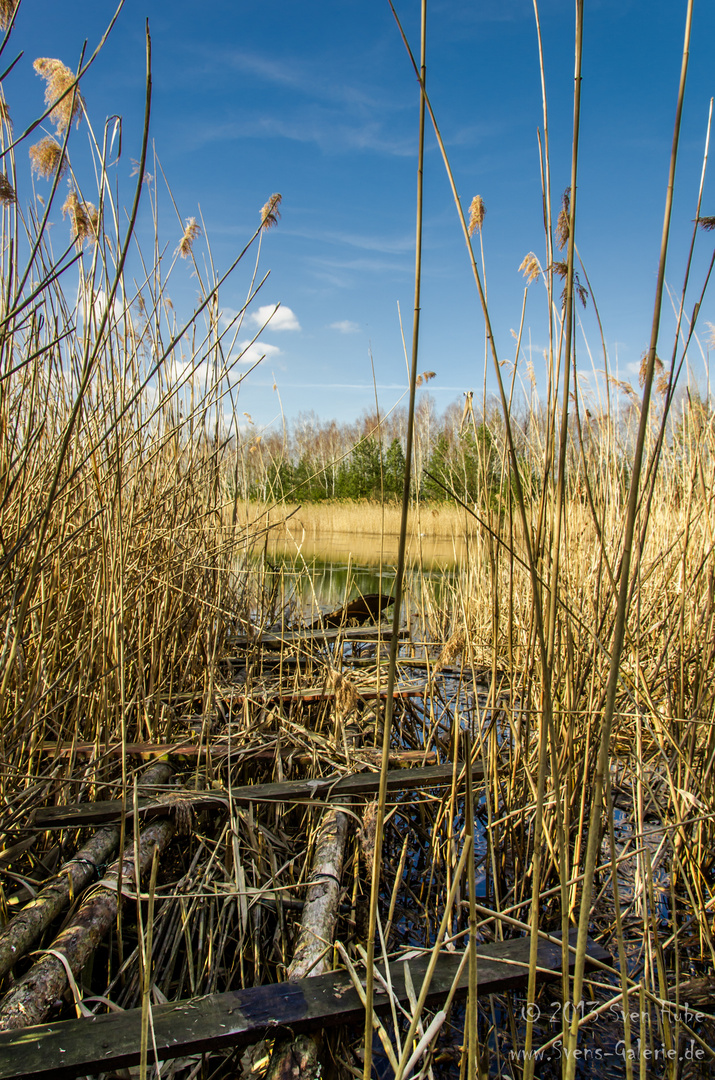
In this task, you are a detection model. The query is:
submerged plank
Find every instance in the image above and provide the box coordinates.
[0,931,611,1080]
[32,761,483,828]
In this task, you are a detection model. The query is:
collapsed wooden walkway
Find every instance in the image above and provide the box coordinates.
[0,931,611,1080]
[32,761,478,828]
[0,612,603,1079]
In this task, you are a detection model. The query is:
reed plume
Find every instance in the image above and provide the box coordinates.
[0,173,15,205]
[519,251,541,284]
[177,217,200,258]
[468,194,485,236]
[556,187,570,248]
[260,193,282,229]
[62,190,98,245]
[29,136,67,179]
[33,57,83,134]
[0,0,17,30]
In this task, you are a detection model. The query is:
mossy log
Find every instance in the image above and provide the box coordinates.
[0,816,175,1031]
[0,761,174,983]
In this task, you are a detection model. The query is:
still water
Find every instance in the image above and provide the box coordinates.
[261,531,465,615]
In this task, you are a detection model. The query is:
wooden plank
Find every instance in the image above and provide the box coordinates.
[32,762,483,829]
[0,931,611,1080]
[36,740,433,763]
[227,624,408,649]
[37,680,428,758]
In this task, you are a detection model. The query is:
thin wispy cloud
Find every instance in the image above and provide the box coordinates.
[221,48,387,110]
[185,111,415,158]
[309,254,412,275]
[330,320,361,334]
[248,304,301,332]
[292,228,415,255]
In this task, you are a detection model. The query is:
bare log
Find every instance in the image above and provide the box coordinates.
[0,816,175,1030]
[0,761,174,982]
[288,807,349,981]
[265,806,349,1080]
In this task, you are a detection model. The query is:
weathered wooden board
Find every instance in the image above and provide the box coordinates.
[32,761,484,828]
[227,624,408,649]
[38,679,428,760]
[36,740,434,763]
[0,931,611,1080]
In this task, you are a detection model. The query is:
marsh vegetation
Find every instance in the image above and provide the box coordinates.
[0,2,715,1080]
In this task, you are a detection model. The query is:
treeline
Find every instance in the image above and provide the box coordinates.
[228,390,712,506]
[231,396,531,505]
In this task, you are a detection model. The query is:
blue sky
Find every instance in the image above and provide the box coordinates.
[7,0,715,432]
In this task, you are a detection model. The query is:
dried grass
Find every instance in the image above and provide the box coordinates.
[33,57,83,134]
[61,189,98,245]
[177,216,200,259]
[29,136,67,179]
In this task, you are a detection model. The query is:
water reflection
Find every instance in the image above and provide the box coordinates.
[261,532,462,617]
[266,531,467,570]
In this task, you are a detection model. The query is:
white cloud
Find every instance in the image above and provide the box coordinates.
[330,320,360,334]
[248,304,301,332]
[219,306,241,330]
[235,340,282,367]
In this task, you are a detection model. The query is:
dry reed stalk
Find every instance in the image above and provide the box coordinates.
[564,4,695,1074]
[362,2,427,1073]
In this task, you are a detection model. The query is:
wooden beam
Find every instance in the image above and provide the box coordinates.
[36,741,434,763]
[32,761,483,829]
[0,931,611,1080]
[227,624,408,649]
[37,678,428,757]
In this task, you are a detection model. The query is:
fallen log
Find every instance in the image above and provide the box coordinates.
[33,760,482,829]
[267,802,350,1080]
[0,761,174,983]
[287,806,349,981]
[0,814,177,1031]
[0,930,612,1079]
